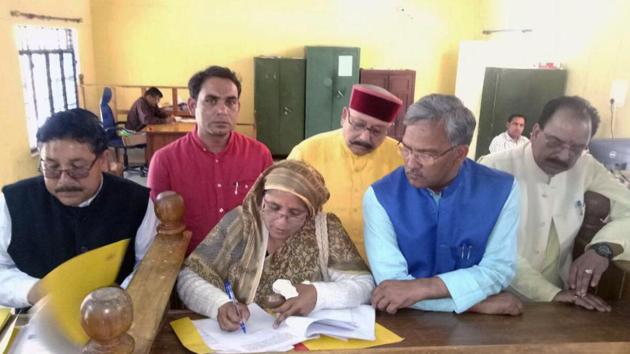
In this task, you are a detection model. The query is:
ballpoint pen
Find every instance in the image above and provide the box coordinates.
[224,280,247,334]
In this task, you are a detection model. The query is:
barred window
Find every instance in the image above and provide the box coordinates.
[15,25,80,151]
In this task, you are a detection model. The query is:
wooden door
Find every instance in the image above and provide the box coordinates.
[360,69,416,141]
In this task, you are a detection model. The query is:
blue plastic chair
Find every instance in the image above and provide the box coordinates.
[100,87,147,176]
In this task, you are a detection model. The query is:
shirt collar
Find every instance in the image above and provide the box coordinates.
[524,142,554,183]
[77,174,104,208]
[190,127,234,155]
[504,131,523,143]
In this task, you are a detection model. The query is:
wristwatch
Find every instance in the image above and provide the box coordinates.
[590,243,614,260]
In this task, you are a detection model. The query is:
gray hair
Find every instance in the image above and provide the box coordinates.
[404,94,476,146]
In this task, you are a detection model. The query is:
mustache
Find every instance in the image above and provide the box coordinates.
[350,140,374,149]
[55,186,83,193]
[546,158,570,169]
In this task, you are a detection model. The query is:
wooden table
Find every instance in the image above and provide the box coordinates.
[144,122,195,164]
[150,301,630,353]
[144,122,257,164]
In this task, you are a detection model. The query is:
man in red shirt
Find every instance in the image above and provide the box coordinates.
[148,66,273,253]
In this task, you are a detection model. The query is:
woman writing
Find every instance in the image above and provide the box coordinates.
[177,160,374,331]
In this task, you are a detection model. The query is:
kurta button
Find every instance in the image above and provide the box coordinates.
[215,159,219,163]
[219,208,224,213]
[217,183,222,188]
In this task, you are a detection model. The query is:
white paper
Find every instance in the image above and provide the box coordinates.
[192,303,376,353]
[193,304,300,353]
[338,55,353,77]
[286,305,375,341]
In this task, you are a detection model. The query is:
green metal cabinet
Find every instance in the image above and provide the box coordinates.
[254,57,306,156]
[475,67,567,158]
[305,46,360,138]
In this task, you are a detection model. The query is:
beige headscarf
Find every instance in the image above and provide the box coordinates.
[185,160,332,303]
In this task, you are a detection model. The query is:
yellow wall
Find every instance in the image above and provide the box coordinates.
[89,0,483,125]
[0,0,96,186]
[480,0,630,138]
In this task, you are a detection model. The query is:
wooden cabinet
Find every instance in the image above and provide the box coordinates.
[475,68,567,157]
[360,69,416,141]
[254,57,306,156]
[305,46,360,138]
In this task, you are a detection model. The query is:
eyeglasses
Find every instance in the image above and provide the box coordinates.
[39,155,99,179]
[398,141,459,165]
[261,198,308,224]
[346,113,387,138]
[540,130,587,155]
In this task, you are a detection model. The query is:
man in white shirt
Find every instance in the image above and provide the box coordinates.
[480,96,630,312]
[0,109,157,308]
[488,114,529,153]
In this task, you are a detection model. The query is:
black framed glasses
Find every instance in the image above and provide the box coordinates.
[39,155,100,179]
[261,198,308,224]
[540,130,587,156]
[398,141,459,165]
[346,113,387,137]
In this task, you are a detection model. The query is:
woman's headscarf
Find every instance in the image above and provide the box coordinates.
[249,159,329,217]
[185,160,331,303]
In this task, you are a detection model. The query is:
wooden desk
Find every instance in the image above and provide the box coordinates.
[144,122,256,164]
[150,301,630,353]
[144,122,195,164]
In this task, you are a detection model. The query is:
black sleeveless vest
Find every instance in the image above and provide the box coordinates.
[3,173,149,284]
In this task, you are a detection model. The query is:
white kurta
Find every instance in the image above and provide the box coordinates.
[479,143,630,301]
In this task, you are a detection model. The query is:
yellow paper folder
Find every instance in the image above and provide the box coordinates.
[39,239,130,345]
[303,322,404,351]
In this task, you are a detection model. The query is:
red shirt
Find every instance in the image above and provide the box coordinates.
[148,130,272,253]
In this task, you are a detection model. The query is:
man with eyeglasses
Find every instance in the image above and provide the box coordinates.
[0,109,158,308]
[365,94,523,315]
[480,96,630,312]
[148,66,273,254]
[287,84,403,261]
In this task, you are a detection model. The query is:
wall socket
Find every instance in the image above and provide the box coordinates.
[610,80,628,108]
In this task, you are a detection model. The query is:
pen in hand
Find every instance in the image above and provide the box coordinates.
[224,280,247,334]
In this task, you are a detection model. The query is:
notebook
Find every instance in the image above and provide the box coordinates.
[192,303,375,353]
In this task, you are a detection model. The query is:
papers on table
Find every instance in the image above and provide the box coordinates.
[285,305,375,341]
[189,303,376,353]
[0,309,18,354]
[174,116,196,123]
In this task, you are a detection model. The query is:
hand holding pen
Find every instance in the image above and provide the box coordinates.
[217,280,249,333]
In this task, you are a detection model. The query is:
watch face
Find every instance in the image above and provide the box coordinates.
[594,244,613,259]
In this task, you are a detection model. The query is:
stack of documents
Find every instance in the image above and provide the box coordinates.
[191,304,375,353]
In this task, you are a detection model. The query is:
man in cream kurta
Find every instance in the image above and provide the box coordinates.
[288,84,403,260]
[480,96,630,312]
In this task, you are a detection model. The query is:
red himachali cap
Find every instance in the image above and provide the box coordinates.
[348,85,403,123]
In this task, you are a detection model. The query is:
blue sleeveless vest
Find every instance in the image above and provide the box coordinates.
[372,159,513,278]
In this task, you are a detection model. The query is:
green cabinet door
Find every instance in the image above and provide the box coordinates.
[475,68,567,158]
[255,57,305,156]
[305,46,360,138]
